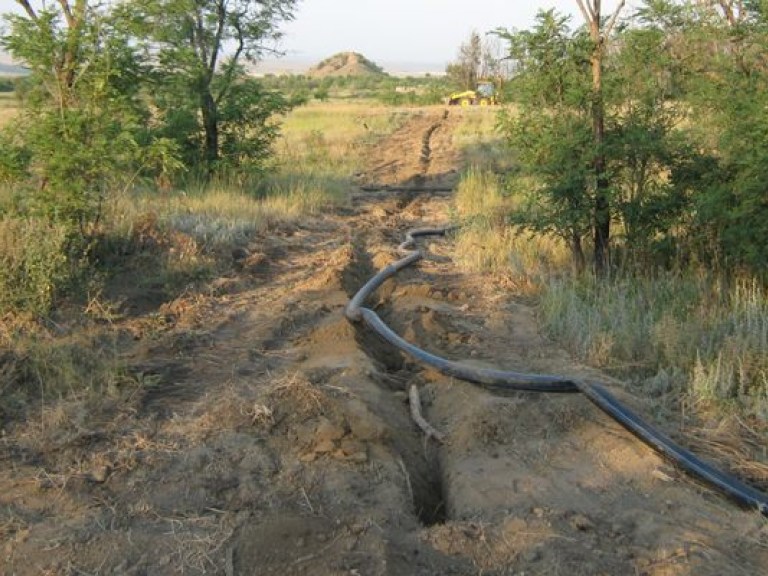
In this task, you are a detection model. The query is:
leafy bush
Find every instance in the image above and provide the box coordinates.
[0,76,15,92]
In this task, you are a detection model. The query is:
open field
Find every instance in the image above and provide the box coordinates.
[0,92,17,126]
[1,102,767,575]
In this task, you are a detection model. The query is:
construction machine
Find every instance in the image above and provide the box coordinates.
[447,80,497,106]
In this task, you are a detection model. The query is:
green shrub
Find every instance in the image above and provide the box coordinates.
[0,216,77,315]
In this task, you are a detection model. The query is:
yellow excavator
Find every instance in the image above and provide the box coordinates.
[447,80,497,106]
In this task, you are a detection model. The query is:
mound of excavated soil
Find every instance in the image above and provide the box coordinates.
[308,51,387,78]
[2,108,767,575]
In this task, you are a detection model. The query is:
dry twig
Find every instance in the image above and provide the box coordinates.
[408,384,445,443]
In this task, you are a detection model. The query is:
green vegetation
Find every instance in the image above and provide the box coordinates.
[0,0,300,317]
[119,0,299,174]
[260,73,452,106]
[0,76,16,92]
[495,2,768,280]
[453,1,768,424]
[0,97,401,414]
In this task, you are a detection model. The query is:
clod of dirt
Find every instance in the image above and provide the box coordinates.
[88,464,111,483]
[569,513,595,532]
[344,398,388,441]
[336,438,368,462]
[241,250,268,273]
[314,417,346,445]
[231,246,249,262]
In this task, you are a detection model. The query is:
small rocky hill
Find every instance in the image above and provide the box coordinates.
[308,52,387,78]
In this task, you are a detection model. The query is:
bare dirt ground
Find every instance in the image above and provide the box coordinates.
[2,109,767,575]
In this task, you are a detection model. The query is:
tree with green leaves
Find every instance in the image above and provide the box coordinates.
[446,31,483,90]
[654,0,768,275]
[123,0,299,175]
[497,10,594,272]
[1,0,149,228]
[497,6,692,274]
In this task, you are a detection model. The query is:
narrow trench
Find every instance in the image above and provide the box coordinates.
[419,121,441,173]
[343,117,451,527]
[342,231,448,527]
[413,452,447,526]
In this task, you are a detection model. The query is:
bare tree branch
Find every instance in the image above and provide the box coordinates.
[209,0,227,72]
[575,0,593,24]
[14,0,38,20]
[604,0,626,39]
[195,8,210,68]
[56,0,75,28]
[215,16,245,106]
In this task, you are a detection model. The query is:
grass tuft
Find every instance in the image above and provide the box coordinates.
[540,274,768,419]
[454,165,568,291]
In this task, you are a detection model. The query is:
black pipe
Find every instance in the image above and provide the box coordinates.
[578,381,768,514]
[360,308,579,393]
[345,224,768,516]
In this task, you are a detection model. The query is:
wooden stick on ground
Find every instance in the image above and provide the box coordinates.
[408,384,445,443]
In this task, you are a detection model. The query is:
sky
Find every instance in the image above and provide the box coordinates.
[0,0,633,69]
[272,0,627,66]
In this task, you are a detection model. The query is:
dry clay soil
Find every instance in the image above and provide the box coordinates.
[2,109,767,575]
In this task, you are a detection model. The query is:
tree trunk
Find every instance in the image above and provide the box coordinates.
[590,14,610,275]
[570,232,587,274]
[201,90,219,174]
[577,0,624,276]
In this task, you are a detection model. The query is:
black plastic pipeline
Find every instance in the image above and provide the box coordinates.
[360,309,578,393]
[344,225,768,516]
[579,381,768,514]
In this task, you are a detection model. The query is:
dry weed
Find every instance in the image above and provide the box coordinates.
[268,372,330,421]
[165,514,234,574]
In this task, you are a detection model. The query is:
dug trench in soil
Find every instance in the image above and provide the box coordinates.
[343,110,768,573]
[340,231,448,526]
[225,111,469,571]
[346,217,768,574]
[347,225,768,514]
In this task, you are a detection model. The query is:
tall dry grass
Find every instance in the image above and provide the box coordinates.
[540,274,768,419]
[104,102,406,252]
[453,106,515,172]
[451,108,768,424]
[0,93,18,127]
[453,167,568,291]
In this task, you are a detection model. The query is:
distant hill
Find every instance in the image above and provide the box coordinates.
[308,52,387,78]
[0,62,28,76]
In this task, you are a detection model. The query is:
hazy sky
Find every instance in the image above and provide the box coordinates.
[276,0,630,65]
[0,0,633,67]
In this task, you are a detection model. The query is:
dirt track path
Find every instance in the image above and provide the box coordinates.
[2,109,767,575]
